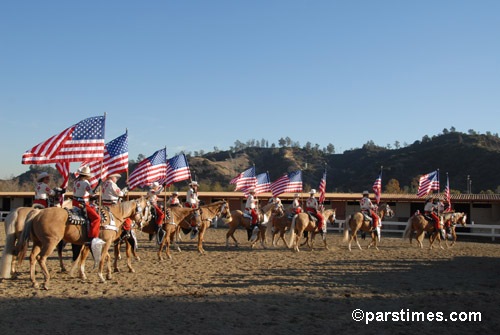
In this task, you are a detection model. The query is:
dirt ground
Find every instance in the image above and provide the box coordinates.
[1,226,499,335]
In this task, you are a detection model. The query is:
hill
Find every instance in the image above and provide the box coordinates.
[3,132,500,194]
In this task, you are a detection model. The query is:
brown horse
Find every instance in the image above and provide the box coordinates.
[403,213,443,249]
[0,200,73,280]
[16,197,146,289]
[225,202,281,249]
[268,204,294,248]
[287,208,337,252]
[441,212,467,247]
[176,200,232,255]
[343,204,394,251]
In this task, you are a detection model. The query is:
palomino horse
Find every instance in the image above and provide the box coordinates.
[176,200,232,255]
[287,208,337,252]
[16,197,146,289]
[343,203,394,251]
[268,204,293,248]
[137,205,196,260]
[404,211,467,249]
[226,202,281,249]
[441,212,467,247]
[0,199,73,280]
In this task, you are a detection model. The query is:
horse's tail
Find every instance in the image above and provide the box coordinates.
[0,210,19,279]
[342,215,351,242]
[288,215,297,249]
[16,210,39,266]
[403,217,413,239]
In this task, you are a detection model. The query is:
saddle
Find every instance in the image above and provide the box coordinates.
[361,212,373,223]
[65,207,88,226]
[307,212,317,223]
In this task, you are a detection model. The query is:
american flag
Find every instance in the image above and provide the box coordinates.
[77,132,129,188]
[128,148,167,190]
[318,167,327,204]
[22,116,105,164]
[242,172,271,196]
[444,174,451,210]
[162,154,191,187]
[372,168,383,205]
[270,170,303,197]
[230,166,257,191]
[56,162,70,189]
[417,170,440,198]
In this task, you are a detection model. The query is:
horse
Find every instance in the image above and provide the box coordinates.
[287,208,337,252]
[403,210,444,249]
[441,212,467,247]
[268,204,294,248]
[343,203,394,251]
[16,197,147,289]
[137,204,202,260]
[0,199,73,280]
[176,200,232,255]
[225,202,281,249]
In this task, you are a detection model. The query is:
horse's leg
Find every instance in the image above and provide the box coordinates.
[125,239,134,273]
[451,228,457,247]
[29,242,42,288]
[280,229,290,249]
[100,240,113,282]
[165,229,172,260]
[226,224,238,247]
[197,225,207,254]
[354,230,362,250]
[174,225,182,252]
[37,240,59,290]
[347,230,354,251]
[57,241,67,273]
[260,229,267,249]
[79,246,91,281]
[113,242,120,273]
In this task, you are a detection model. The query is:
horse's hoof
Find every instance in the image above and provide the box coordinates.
[168,255,172,260]
[129,268,135,273]
[118,255,122,260]
[135,257,141,261]
[33,282,39,289]
[42,284,49,291]
[114,268,120,273]
[106,275,112,281]
[176,248,181,252]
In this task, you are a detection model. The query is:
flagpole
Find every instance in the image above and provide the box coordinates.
[98,112,107,208]
[126,128,130,201]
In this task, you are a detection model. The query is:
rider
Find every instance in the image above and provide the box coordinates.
[292,193,302,216]
[245,188,259,230]
[102,173,132,238]
[34,172,55,208]
[148,182,165,232]
[424,197,441,235]
[73,166,104,261]
[102,173,127,206]
[360,190,379,229]
[305,189,324,231]
[185,181,201,238]
[167,191,181,207]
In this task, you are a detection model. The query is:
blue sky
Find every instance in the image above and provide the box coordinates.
[1,0,499,179]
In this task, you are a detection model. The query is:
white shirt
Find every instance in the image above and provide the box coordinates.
[186,187,199,206]
[73,179,94,202]
[147,186,163,204]
[306,196,318,210]
[102,180,124,203]
[292,199,301,209]
[360,196,374,211]
[246,194,257,209]
[424,202,437,212]
[168,196,180,206]
[35,182,54,200]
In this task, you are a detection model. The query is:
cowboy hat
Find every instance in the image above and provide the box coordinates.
[248,188,256,193]
[151,182,160,188]
[172,191,179,195]
[37,172,50,182]
[294,193,300,197]
[190,181,198,186]
[77,166,91,177]
[363,190,369,195]
[309,189,317,194]
[107,173,121,179]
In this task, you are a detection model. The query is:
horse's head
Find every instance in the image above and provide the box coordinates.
[324,208,336,225]
[379,203,394,219]
[133,196,150,227]
[455,212,467,227]
[273,201,284,217]
[219,200,233,223]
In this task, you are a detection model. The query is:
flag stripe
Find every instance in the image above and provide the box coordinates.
[318,167,327,204]
[417,170,440,197]
[128,148,167,190]
[270,171,302,196]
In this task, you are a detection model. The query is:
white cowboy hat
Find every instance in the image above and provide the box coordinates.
[172,191,179,195]
[107,173,121,179]
[363,190,369,195]
[77,166,91,177]
[294,193,300,197]
[248,188,256,193]
[309,189,317,194]
[37,172,50,182]
[151,182,160,188]
[190,181,198,186]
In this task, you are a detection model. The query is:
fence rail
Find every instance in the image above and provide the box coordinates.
[328,220,500,241]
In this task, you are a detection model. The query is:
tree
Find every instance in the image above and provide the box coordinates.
[385,178,402,193]
[450,126,456,133]
[285,136,292,146]
[278,138,286,147]
[468,129,477,135]
[422,135,430,143]
[394,141,400,149]
[136,154,146,162]
[442,128,449,135]
[326,143,335,154]
[304,141,312,150]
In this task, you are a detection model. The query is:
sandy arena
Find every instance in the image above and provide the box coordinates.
[1,226,499,335]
